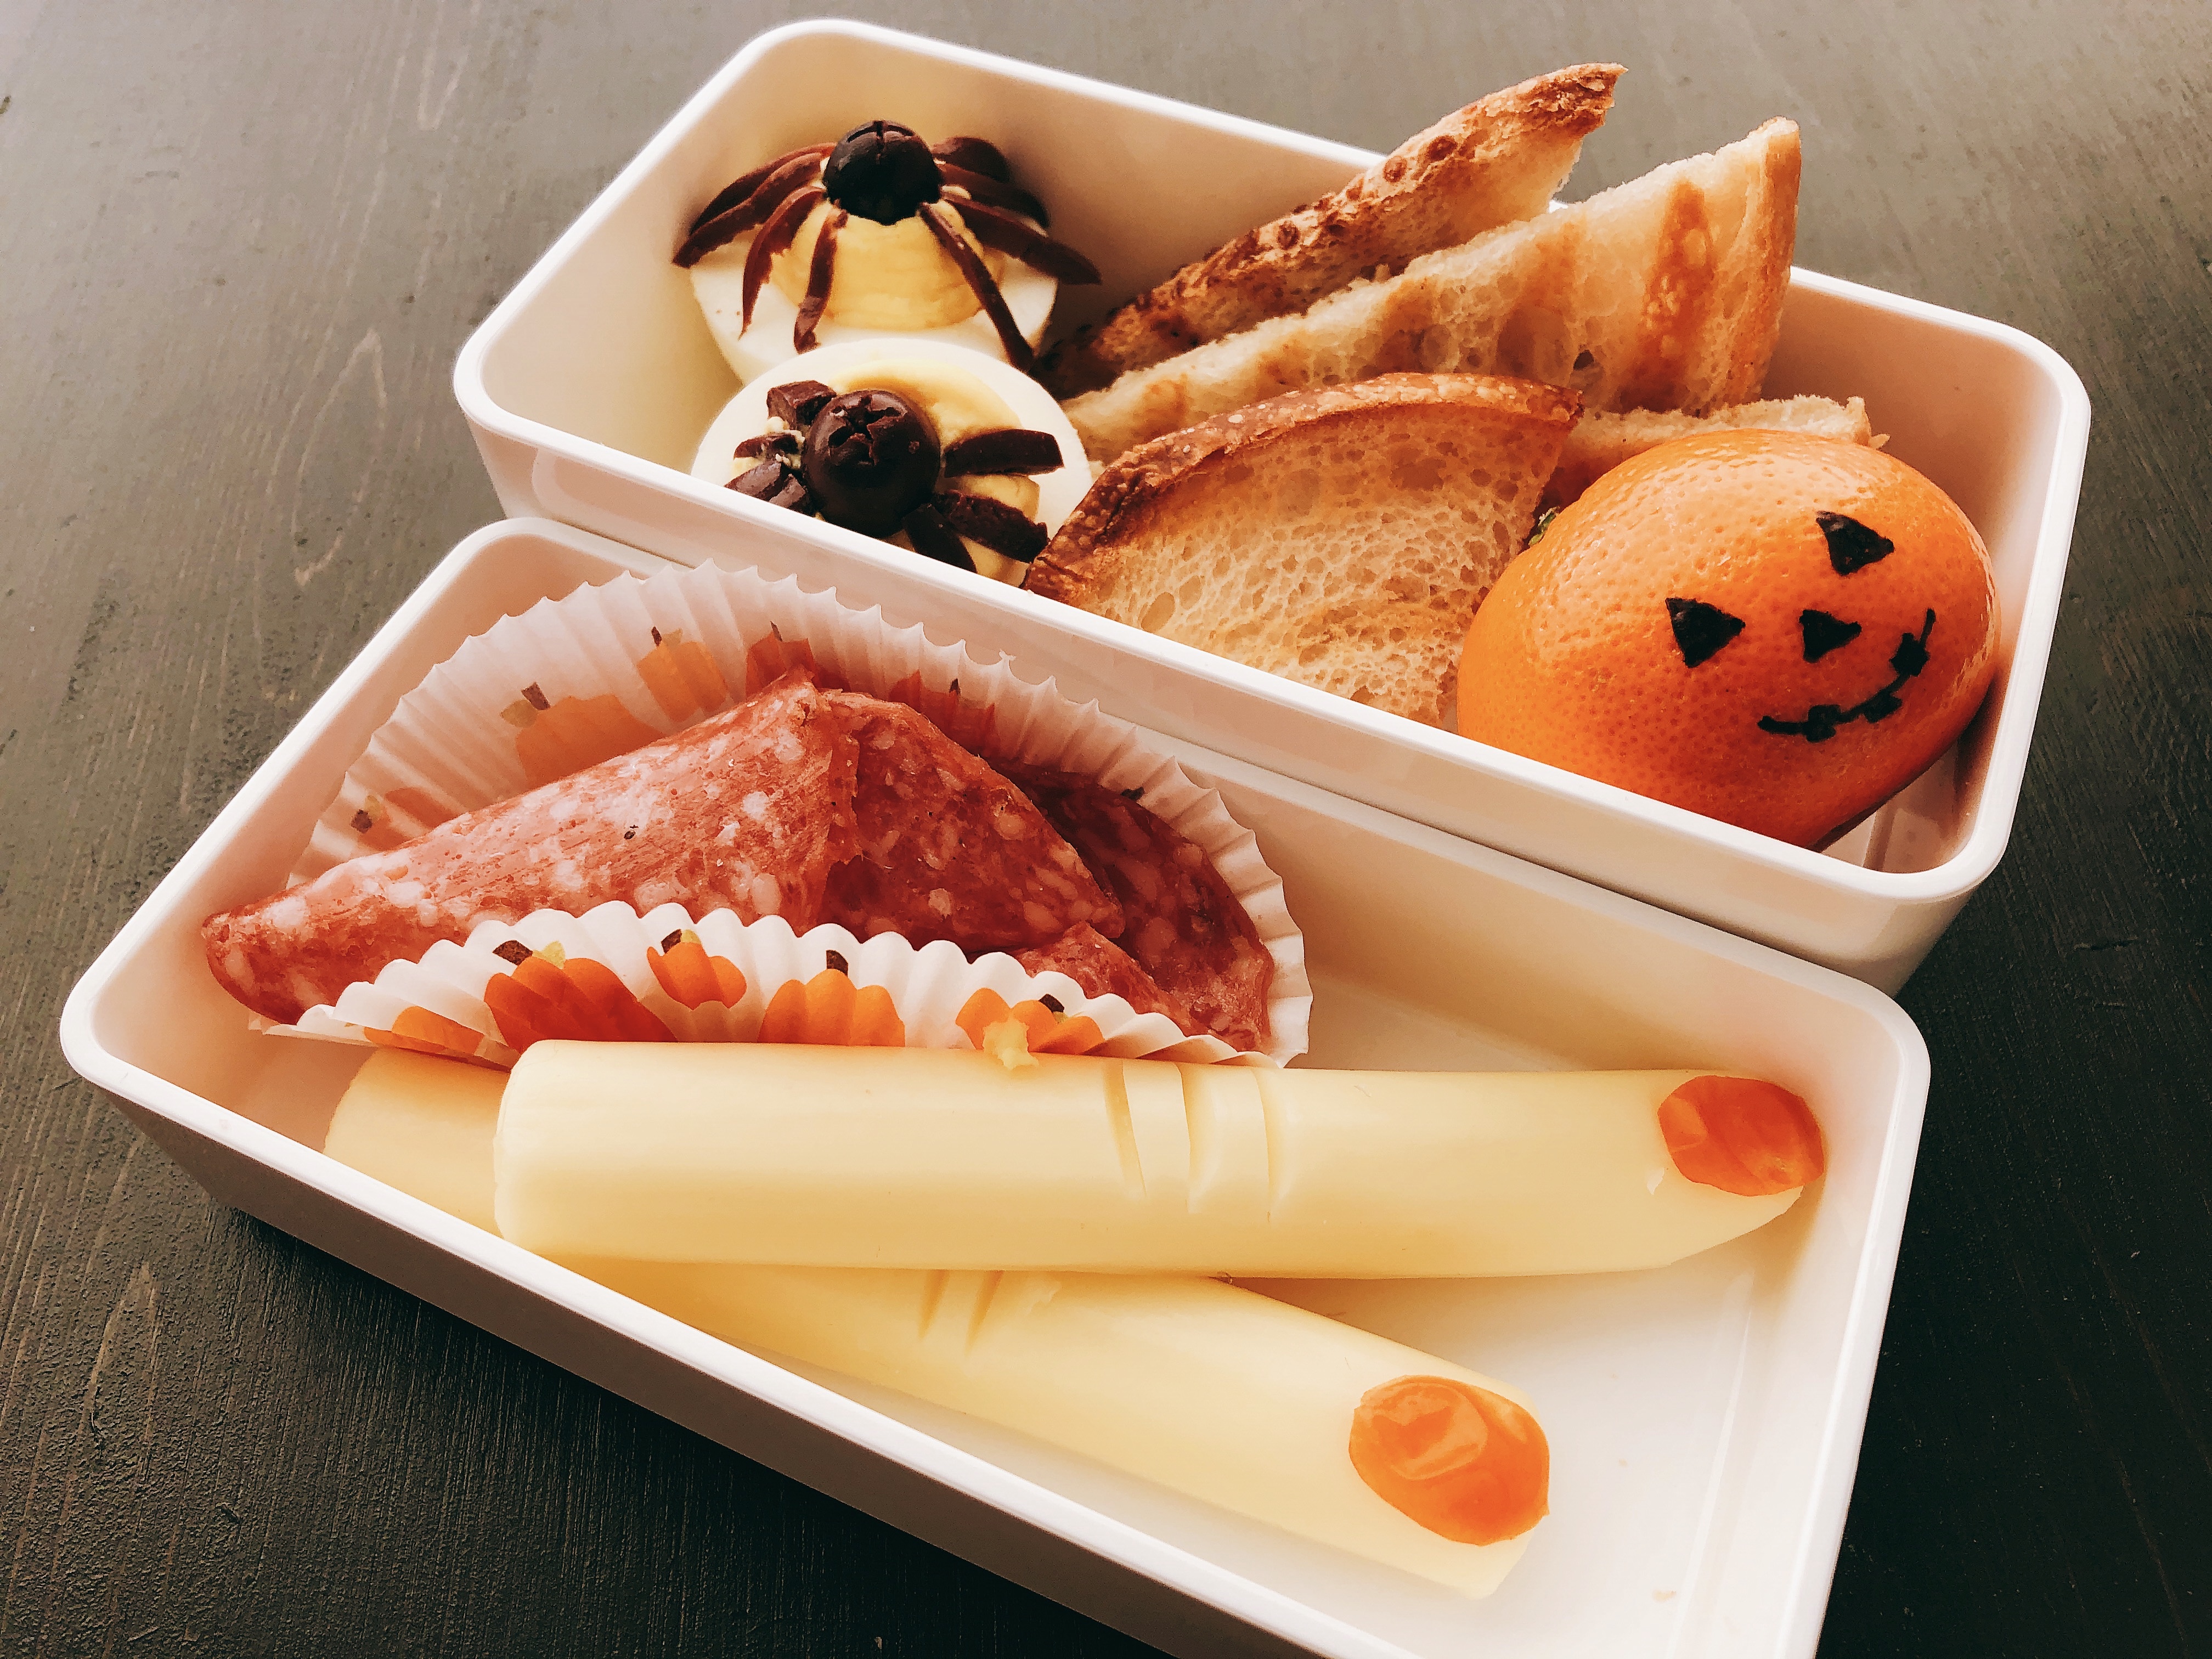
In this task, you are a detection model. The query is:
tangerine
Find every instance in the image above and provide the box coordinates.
[1458,430,1999,847]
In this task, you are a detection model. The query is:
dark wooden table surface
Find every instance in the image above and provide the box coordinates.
[4,2,2207,1654]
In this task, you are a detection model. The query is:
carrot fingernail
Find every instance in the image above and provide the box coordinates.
[1658,1075,1826,1197]
[1349,1375,1549,1545]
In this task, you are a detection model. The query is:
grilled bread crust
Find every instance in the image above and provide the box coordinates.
[1063,120,1801,465]
[1037,65,1624,398]
[1027,374,1581,726]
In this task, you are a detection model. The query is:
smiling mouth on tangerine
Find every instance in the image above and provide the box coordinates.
[1756,610,1936,744]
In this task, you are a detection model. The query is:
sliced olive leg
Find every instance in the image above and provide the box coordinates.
[677,151,828,267]
[941,428,1063,476]
[740,184,825,329]
[935,490,1047,562]
[929,134,1010,180]
[901,503,977,571]
[685,142,830,235]
[919,202,1032,371]
[939,165,1049,227]
[793,208,847,351]
[949,197,1102,285]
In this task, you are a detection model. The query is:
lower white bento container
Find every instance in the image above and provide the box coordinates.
[450,20,2089,992]
[63,518,1928,1659]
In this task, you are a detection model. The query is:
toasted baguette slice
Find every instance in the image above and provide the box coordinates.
[1037,64,1624,397]
[1027,374,1581,726]
[1064,119,1801,464]
[1543,395,1877,509]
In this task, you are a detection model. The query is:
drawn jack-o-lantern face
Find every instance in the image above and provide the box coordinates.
[1663,511,1939,744]
[1457,431,2002,848]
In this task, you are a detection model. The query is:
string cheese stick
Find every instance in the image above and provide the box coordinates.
[492,1043,1823,1275]
[589,1260,1546,1596]
[324,1048,503,1232]
[324,1051,1551,1595]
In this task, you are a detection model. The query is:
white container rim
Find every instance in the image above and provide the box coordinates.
[59,517,1934,1659]
[453,19,2090,918]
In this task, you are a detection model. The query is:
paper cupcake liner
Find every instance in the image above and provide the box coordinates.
[284,561,1310,1063]
[270,901,1261,1069]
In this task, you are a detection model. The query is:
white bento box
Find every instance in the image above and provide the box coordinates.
[63,517,1927,1659]
[452,19,2090,993]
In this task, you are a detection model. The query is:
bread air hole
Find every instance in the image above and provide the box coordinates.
[1141,590,1176,632]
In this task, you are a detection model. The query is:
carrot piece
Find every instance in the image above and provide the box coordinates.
[798,969,856,1040]
[1657,1075,1826,1197]
[1348,1375,1550,1545]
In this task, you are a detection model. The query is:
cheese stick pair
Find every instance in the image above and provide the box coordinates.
[325,1051,1549,1595]
[489,1043,1824,1275]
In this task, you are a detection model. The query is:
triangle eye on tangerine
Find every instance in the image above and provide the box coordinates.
[1666,597,1746,668]
[1816,510,1893,575]
[1799,609,1862,661]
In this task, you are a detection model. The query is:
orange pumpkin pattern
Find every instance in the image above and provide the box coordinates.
[482,943,674,1053]
[744,628,827,695]
[505,682,664,789]
[955,988,1106,1061]
[350,786,462,853]
[646,929,749,1009]
[757,969,906,1047]
[885,669,1000,756]
[363,1003,492,1063]
[636,627,731,723]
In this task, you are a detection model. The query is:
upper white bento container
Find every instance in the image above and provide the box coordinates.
[65,518,1928,1659]
[453,20,2089,992]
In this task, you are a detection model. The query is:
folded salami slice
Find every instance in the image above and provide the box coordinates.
[203,672,860,1023]
[821,694,1122,952]
[1003,765,1274,1053]
[1015,923,1203,1037]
